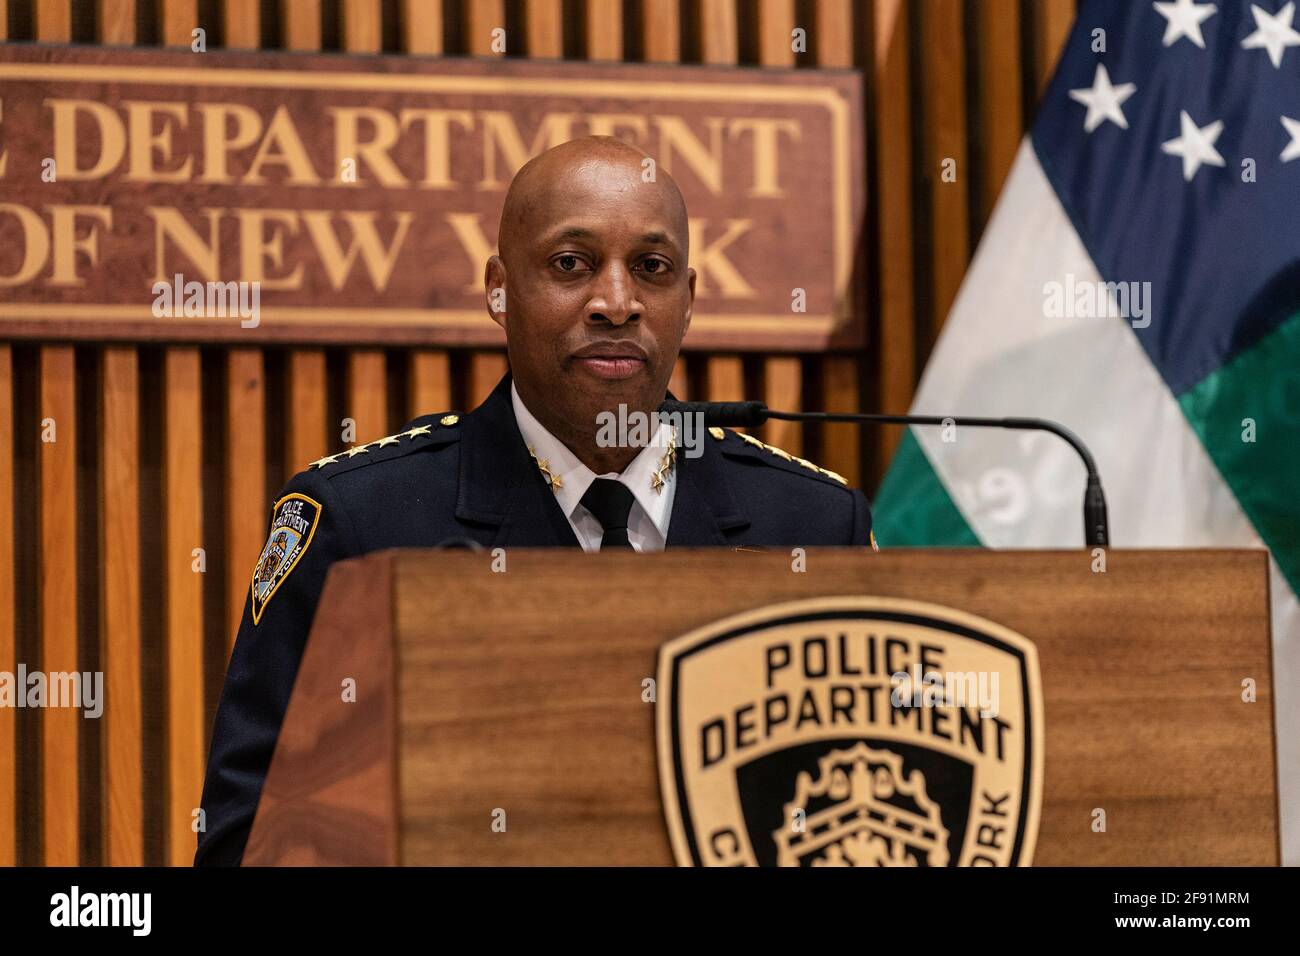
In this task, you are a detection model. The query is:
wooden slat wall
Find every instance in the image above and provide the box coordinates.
[0,0,1076,864]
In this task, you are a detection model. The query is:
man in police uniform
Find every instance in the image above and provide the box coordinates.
[195,136,874,866]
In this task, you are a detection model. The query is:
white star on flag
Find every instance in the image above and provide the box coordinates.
[1153,0,1217,48]
[1241,1,1300,68]
[1281,116,1300,162]
[1161,110,1226,180]
[1068,64,1137,132]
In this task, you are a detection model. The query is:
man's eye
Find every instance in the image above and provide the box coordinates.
[555,255,583,272]
[639,258,670,275]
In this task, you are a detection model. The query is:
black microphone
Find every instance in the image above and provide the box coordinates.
[659,399,1110,547]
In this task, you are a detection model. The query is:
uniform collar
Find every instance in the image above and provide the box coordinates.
[510,381,676,541]
[454,374,747,548]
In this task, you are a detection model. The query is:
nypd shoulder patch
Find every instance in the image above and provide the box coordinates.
[250,492,322,625]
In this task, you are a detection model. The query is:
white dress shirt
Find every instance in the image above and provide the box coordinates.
[511,383,676,552]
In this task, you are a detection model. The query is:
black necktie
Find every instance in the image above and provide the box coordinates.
[579,478,637,550]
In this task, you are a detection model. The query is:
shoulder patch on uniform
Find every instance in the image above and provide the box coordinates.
[250,492,322,625]
[722,429,849,485]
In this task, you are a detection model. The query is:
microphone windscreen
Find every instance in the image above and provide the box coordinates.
[658,400,768,428]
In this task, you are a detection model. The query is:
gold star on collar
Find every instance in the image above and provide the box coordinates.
[527,445,563,491]
[372,435,401,448]
[402,425,432,439]
[346,444,369,458]
[309,453,341,469]
[651,429,677,493]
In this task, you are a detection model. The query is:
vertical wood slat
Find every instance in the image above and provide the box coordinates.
[526,0,562,57]
[872,0,916,475]
[347,351,388,442]
[762,357,802,455]
[33,4,78,871]
[700,0,738,62]
[161,0,198,46]
[40,347,79,866]
[641,0,679,62]
[468,352,509,409]
[223,0,261,48]
[281,0,329,474]
[222,10,265,672]
[97,0,137,44]
[97,0,143,871]
[758,0,795,66]
[282,0,322,50]
[468,1,508,407]
[342,7,388,440]
[402,0,443,53]
[756,0,801,455]
[288,352,328,472]
[149,0,205,870]
[1035,0,1076,98]
[466,0,506,55]
[226,351,265,650]
[342,0,381,52]
[669,357,689,402]
[705,356,744,403]
[164,350,205,866]
[975,0,1023,229]
[696,1,746,411]
[815,0,861,487]
[584,0,622,60]
[409,351,451,419]
[101,348,142,866]
[920,0,970,344]
[399,9,449,423]
[35,0,71,41]
[0,348,13,867]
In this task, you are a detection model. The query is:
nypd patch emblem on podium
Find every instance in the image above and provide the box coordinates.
[656,597,1044,866]
[250,493,322,624]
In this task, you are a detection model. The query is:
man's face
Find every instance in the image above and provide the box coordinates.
[487,155,695,437]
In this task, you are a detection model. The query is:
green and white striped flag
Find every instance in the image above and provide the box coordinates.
[874,2,1299,863]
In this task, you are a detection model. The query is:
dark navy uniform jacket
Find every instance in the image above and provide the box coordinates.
[195,374,873,866]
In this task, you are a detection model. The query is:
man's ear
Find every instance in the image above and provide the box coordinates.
[485,255,507,330]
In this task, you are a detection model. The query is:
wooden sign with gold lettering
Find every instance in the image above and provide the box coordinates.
[0,46,863,350]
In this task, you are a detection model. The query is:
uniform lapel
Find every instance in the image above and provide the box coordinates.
[665,429,750,547]
[455,375,581,548]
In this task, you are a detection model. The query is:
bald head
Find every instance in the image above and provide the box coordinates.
[483,134,697,475]
[497,136,690,267]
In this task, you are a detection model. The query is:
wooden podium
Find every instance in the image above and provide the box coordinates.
[242,549,1279,866]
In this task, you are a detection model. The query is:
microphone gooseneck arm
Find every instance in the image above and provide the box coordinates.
[658,400,1110,547]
